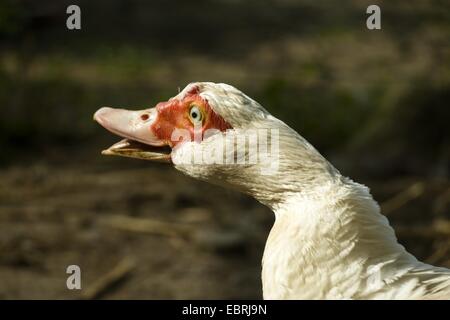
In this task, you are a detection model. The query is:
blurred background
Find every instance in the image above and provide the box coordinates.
[0,0,449,299]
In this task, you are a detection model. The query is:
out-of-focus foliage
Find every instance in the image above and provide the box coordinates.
[0,0,449,176]
[0,0,24,37]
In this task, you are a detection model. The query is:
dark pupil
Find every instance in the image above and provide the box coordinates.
[192,111,198,118]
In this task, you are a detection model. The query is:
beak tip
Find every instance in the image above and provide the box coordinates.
[93,107,113,123]
[101,149,113,155]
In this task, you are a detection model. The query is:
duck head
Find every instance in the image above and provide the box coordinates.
[94,83,236,162]
[94,82,335,208]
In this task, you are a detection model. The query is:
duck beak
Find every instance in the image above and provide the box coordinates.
[94,107,171,162]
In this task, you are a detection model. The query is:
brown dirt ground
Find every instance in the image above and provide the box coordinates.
[0,155,449,299]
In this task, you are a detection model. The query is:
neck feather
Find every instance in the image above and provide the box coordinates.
[262,175,425,299]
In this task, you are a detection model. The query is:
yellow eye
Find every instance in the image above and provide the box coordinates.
[189,105,203,124]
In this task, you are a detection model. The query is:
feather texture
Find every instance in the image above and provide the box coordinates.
[173,82,450,299]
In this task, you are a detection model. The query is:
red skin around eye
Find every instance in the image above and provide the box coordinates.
[151,93,232,147]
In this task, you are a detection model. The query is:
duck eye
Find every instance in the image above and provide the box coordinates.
[189,105,203,124]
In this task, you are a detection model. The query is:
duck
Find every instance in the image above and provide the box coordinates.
[94,82,450,299]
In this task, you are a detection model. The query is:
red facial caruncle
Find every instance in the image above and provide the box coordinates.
[152,91,232,147]
[93,86,232,159]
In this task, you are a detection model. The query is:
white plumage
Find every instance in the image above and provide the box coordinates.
[173,83,450,300]
[95,82,450,299]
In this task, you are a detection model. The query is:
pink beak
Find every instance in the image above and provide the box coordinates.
[94,107,171,162]
[94,107,164,146]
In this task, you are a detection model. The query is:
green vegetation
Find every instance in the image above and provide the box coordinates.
[0,0,448,175]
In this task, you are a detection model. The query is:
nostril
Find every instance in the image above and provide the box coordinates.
[141,114,149,121]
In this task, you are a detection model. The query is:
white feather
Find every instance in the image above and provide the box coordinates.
[173,82,450,300]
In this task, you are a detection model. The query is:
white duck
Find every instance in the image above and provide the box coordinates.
[94,82,450,299]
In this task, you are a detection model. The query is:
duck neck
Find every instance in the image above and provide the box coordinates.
[247,126,342,210]
[261,176,414,299]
